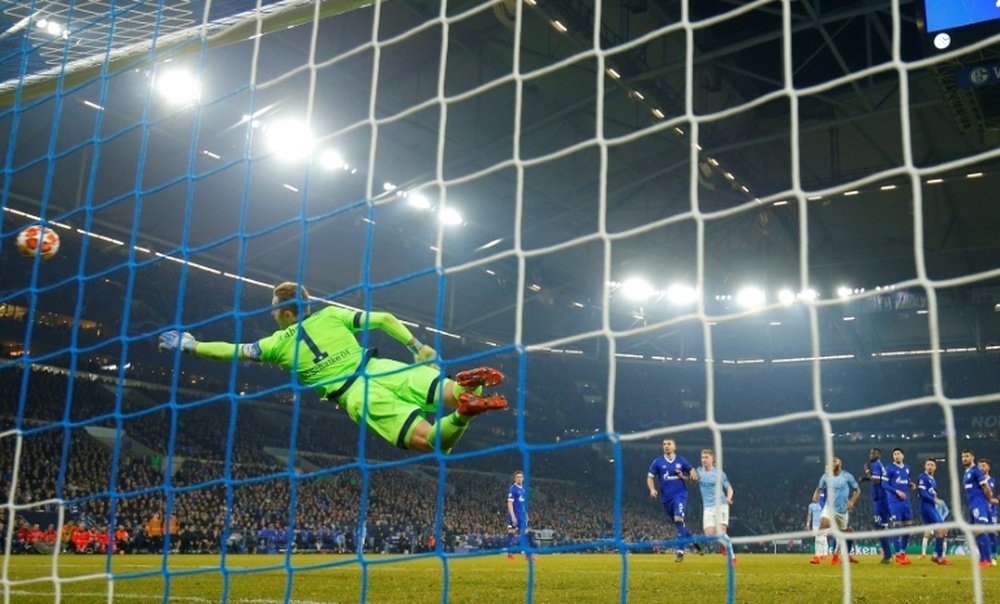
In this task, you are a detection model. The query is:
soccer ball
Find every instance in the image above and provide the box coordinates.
[16,225,60,261]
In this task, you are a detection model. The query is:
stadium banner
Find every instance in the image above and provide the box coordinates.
[956,63,1000,88]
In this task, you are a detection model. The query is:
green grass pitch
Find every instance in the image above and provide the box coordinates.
[4,553,996,603]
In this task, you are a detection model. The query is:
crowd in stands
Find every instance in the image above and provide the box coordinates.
[2,357,998,556]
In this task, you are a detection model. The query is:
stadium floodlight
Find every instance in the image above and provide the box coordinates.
[836,286,852,299]
[407,192,431,210]
[264,119,313,161]
[664,283,697,305]
[621,277,655,302]
[798,288,818,301]
[439,206,463,226]
[318,150,344,171]
[37,19,66,38]
[778,289,796,306]
[154,68,201,105]
[735,286,765,308]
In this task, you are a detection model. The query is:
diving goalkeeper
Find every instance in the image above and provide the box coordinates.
[158,282,507,453]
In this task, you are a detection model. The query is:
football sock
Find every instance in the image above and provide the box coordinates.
[934,536,943,558]
[976,534,992,563]
[675,521,692,550]
[814,537,826,557]
[817,528,830,556]
[451,383,483,398]
[900,533,910,552]
[880,536,892,558]
[427,413,469,454]
[921,535,929,556]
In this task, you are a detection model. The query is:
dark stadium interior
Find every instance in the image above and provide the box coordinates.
[1,0,999,559]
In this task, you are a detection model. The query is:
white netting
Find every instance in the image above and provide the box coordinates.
[2,0,1000,602]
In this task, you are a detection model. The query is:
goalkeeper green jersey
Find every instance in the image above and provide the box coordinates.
[256,306,367,398]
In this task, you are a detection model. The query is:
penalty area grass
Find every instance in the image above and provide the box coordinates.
[3,552,996,603]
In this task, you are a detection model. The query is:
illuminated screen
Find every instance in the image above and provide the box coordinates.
[924,0,1000,33]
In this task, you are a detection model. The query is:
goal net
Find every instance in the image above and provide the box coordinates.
[2,0,1000,602]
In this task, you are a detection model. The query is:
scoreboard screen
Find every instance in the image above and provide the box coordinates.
[923,0,1000,33]
[919,0,1000,51]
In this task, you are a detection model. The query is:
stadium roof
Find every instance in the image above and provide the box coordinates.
[2,0,1000,362]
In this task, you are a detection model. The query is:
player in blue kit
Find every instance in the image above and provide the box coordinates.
[962,449,995,568]
[647,438,699,562]
[697,449,736,565]
[884,447,914,565]
[916,458,951,565]
[813,456,860,565]
[862,448,893,564]
[977,459,998,566]
[505,470,532,561]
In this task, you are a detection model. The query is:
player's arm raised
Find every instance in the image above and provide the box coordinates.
[158,330,259,362]
[362,311,436,364]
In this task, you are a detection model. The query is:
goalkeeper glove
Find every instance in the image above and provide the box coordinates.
[159,330,197,353]
[414,344,437,364]
[407,338,437,365]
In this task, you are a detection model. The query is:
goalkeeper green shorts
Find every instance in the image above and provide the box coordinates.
[338,358,445,448]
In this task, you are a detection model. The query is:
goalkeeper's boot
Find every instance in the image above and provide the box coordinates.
[457,392,508,416]
[674,551,684,563]
[455,367,504,389]
[830,553,841,565]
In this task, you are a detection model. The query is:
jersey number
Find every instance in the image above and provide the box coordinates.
[299,327,329,363]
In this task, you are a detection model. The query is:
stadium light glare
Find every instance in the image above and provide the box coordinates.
[798,288,818,301]
[407,192,431,210]
[265,119,313,161]
[836,286,852,299]
[621,277,655,302]
[439,207,463,226]
[319,150,344,171]
[154,68,201,105]
[778,289,795,305]
[735,287,765,308]
[664,284,697,305]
